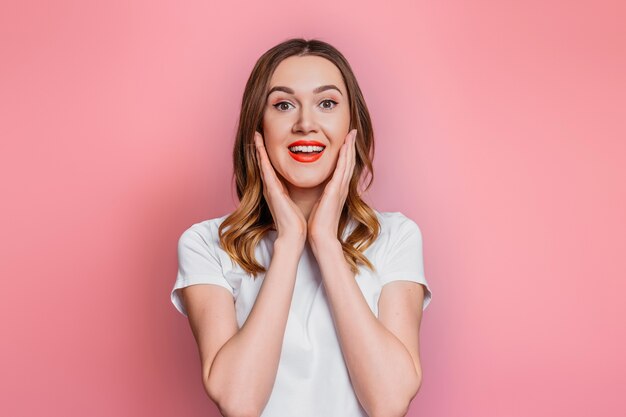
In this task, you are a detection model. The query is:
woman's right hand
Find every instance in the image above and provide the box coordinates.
[254,131,307,247]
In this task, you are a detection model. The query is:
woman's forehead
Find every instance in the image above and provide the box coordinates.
[269,56,345,93]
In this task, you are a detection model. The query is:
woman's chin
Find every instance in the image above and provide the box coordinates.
[284,175,329,191]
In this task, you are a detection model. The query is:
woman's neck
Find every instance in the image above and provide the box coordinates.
[286,181,327,221]
[288,186,324,221]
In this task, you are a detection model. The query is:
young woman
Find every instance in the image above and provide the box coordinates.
[171,38,433,417]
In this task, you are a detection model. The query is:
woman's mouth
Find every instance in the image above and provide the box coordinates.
[287,142,325,163]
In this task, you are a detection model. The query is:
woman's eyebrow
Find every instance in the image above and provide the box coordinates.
[266,84,343,98]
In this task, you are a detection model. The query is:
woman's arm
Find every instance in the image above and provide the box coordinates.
[309,239,421,417]
[188,237,302,417]
[306,129,419,415]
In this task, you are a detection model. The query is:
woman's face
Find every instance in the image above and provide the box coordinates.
[261,55,351,192]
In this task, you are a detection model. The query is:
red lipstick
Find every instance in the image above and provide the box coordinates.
[287,140,325,147]
[287,140,326,163]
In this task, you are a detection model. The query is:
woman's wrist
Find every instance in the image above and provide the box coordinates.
[309,236,342,258]
[274,235,306,254]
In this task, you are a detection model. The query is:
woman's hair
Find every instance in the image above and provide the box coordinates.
[218,37,381,276]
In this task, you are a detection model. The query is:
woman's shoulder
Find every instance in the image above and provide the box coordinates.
[373,209,422,234]
[358,209,423,256]
[179,212,232,244]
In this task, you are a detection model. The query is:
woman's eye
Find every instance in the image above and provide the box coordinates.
[272,99,338,112]
[273,101,293,111]
[320,99,338,110]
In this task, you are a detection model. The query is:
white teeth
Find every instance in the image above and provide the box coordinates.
[288,145,325,153]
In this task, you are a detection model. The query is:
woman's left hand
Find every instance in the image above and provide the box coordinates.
[307,129,357,246]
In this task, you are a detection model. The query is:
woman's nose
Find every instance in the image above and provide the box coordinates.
[293,106,318,133]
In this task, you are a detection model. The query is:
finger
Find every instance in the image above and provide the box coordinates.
[255,132,272,180]
[327,140,348,194]
[255,135,272,200]
[256,148,265,183]
[256,136,277,206]
[255,132,285,194]
[339,130,356,201]
[254,134,266,182]
[349,129,357,183]
[341,129,356,190]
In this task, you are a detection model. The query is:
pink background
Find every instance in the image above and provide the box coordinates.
[1,1,624,416]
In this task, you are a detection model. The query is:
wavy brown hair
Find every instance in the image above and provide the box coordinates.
[218,38,381,276]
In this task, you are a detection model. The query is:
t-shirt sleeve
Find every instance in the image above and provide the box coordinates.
[378,216,433,311]
[170,225,235,317]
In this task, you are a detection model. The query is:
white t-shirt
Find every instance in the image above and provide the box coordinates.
[171,209,433,417]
